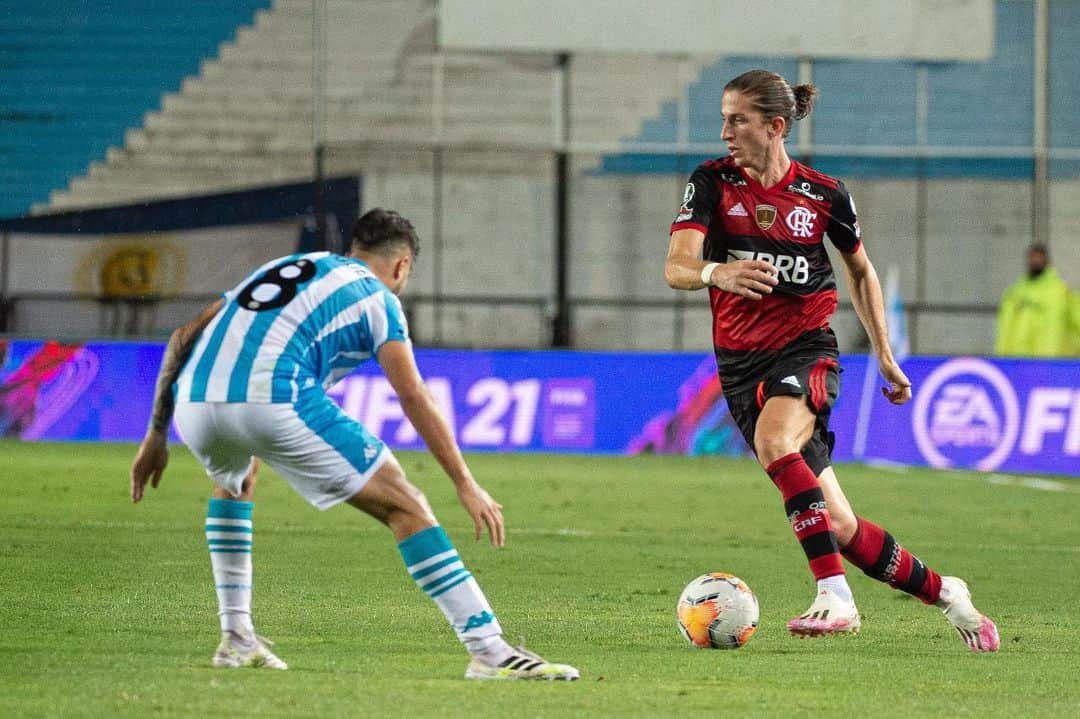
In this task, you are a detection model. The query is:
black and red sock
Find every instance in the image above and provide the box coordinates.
[841,516,942,604]
[765,453,844,580]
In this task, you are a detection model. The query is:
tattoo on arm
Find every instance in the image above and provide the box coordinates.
[148,300,221,434]
[149,335,189,434]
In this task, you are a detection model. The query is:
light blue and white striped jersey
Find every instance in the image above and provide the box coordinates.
[175,252,409,403]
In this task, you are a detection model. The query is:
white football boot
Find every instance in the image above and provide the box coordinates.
[787,587,861,638]
[937,576,1000,653]
[212,630,288,670]
[465,643,579,681]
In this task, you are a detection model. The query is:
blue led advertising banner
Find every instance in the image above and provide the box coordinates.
[1,339,1077,477]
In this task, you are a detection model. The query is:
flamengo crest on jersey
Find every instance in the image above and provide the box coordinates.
[175,252,410,404]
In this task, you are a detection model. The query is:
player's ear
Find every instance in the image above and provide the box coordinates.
[394,253,411,281]
[767,115,785,139]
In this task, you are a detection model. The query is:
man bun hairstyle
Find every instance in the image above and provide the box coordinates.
[792,83,818,121]
[725,69,817,137]
[351,208,420,258]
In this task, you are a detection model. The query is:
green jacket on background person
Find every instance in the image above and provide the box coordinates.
[995,266,1080,357]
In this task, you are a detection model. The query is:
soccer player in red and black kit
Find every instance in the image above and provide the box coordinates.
[665,69,999,652]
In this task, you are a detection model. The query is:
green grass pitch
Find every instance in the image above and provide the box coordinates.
[2,441,1078,718]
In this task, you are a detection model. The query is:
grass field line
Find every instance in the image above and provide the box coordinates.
[854,460,1077,493]
[0,519,636,540]
[4,520,1077,555]
[0,518,387,535]
[986,474,1079,492]
[921,541,1080,554]
[936,469,1080,493]
[818,461,1076,494]
[861,459,913,474]
[510,527,614,537]
[481,529,1080,555]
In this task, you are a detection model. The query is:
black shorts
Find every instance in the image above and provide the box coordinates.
[722,341,841,476]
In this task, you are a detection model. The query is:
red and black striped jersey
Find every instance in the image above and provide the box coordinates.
[671,156,861,394]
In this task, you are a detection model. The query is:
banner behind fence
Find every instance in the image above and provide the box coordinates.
[1,339,1076,477]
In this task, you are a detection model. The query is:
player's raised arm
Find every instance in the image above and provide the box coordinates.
[130,298,224,502]
[376,339,505,546]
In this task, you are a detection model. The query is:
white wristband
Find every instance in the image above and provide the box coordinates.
[700,262,720,286]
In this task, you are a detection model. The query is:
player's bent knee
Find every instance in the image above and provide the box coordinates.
[754,434,801,466]
[395,482,436,522]
[380,484,438,542]
[348,461,437,534]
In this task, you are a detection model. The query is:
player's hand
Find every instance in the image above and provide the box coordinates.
[710,260,779,300]
[456,480,505,547]
[130,430,169,503]
[879,360,912,405]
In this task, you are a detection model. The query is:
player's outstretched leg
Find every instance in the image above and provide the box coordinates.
[839,516,998,652]
[937,577,1000,653]
[205,497,288,669]
[839,516,942,602]
[397,526,579,680]
[766,454,860,637]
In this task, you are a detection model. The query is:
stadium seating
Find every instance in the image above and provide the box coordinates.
[0,1,271,218]
[27,0,1068,212]
[602,0,1042,178]
[6,0,1074,215]
[38,0,707,212]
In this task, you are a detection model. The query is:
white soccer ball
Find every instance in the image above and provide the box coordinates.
[676,572,759,649]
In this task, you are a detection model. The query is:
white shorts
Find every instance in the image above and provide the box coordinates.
[173,396,392,510]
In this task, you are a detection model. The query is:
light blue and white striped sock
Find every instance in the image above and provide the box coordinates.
[206,499,254,635]
[399,526,508,658]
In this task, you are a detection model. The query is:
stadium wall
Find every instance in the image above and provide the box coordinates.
[2,339,1077,478]
[359,167,1080,356]
[6,0,1080,356]
[0,179,360,338]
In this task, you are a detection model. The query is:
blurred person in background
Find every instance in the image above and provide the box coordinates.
[995,243,1080,357]
[665,69,998,652]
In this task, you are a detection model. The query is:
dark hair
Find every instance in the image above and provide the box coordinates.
[724,69,817,138]
[1028,243,1048,256]
[351,208,419,258]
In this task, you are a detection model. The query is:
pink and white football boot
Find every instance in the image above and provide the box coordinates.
[787,587,861,638]
[937,576,1000,653]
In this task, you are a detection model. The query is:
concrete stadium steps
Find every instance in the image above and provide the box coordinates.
[55,144,552,212]
[45,0,430,211]
[44,0,703,213]
[60,158,312,208]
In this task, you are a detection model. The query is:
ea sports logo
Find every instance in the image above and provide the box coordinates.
[912,358,1020,471]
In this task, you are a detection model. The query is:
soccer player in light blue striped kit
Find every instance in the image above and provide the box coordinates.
[129,209,578,680]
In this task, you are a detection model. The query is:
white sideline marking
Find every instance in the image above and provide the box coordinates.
[1020,478,1071,492]
[862,463,1077,492]
[935,469,1080,493]
[986,473,1074,493]
[514,528,597,537]
[864,459,912,475]
[921,541,1080,554]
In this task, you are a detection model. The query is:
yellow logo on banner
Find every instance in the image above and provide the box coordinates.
[76,237,186,299]
[100,247,157,298]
